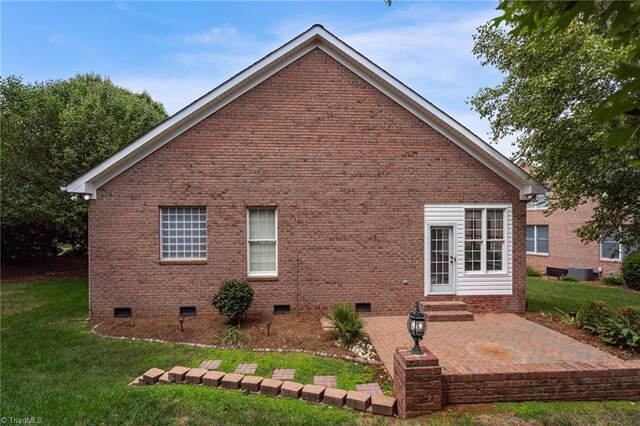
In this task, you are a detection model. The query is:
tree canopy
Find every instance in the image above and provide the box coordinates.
[470,15,640,248]
[1,74,167,261]
[493,1,640,159]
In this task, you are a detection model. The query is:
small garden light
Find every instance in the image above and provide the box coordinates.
[178,316,185,332]
[266,321,272,337]
[407,301,426,355]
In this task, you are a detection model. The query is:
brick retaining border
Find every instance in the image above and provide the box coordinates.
[393,346,640,419]
[132,367,397,417]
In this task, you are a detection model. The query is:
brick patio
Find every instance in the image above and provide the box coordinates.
[364,313,629,377]
[367,313,640,410]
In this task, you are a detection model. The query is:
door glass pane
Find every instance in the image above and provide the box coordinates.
[430,228,450,285]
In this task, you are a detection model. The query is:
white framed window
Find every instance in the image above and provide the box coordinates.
[160,207,207,260]
[464,210,483,271]
[527,193,548,210]
[247,208,278,276]
[464,208,507,273]
[600,232,635,261]
[526,225,549,254]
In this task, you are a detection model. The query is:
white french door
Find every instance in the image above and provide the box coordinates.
[427,225,456,294]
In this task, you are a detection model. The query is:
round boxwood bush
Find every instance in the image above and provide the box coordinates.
[211,279,254,325]
[576,300,615,328]
[621,252,640,290]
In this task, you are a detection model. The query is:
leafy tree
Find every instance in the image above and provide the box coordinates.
[493,1,640,158]
[470,20,640,248]
[1,74,167,262]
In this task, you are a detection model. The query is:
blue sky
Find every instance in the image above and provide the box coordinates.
[2,1,515,156]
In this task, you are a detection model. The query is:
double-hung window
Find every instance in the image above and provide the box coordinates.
[247,208,278,276]
[464,208,507,273]
[160,207,207,260]
[526,225,549,254]
[600,232,635,261]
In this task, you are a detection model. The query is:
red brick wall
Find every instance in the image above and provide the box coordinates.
[89,48,526,319]
[526,202,621,277]
[442,361,640,404]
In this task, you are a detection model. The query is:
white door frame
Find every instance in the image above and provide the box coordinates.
[424,223,457,296]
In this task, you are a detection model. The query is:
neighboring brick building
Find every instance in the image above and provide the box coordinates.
[64,25,543,320]
[526,196,629,277]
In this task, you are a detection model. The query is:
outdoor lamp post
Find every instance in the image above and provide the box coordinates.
[407,301,426,355]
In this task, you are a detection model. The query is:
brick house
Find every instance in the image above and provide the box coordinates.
[63,25,543,320]
[526,195,631,277]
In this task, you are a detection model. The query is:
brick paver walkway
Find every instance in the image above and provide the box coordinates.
[234,364,258,374]
[313,375,337,388]
[271,369,295,380]
[364,313,623,377]
[356,383,383,396]
[199,360,221,370]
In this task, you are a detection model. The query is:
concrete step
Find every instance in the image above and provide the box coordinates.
[426,310,474,322]
[421,301,469,312]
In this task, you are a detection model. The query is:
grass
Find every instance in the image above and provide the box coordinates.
[2,277,639,425]
[526,277,640,314]
[0,278,378,425]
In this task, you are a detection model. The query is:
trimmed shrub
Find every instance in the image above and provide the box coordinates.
[620,306,640,332]
[526,267,542,277]
[601,275,624,286]
[576,300,616,328]
[211,279,254,325]
[329,304,365,347]
[560,274,579,282]
[621,252,640,290]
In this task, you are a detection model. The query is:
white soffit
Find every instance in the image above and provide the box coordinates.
[63,25,544,200]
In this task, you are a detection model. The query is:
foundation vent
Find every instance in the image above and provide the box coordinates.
[179,306,197,316]
[114,307,132,318]
[274,305,291,315]
[355,303,372,313]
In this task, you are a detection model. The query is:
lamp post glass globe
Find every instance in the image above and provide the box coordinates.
[407,301,426,355]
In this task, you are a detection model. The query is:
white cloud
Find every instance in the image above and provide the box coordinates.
[47,33,73,49]
[179,26,247,46]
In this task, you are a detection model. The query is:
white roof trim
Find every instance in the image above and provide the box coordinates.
[64,25,544,200]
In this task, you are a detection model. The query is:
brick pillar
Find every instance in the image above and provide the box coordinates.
[393,346,442,419]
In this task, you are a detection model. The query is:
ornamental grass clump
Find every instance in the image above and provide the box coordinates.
[211,279,254,325]
[328,304,365,347]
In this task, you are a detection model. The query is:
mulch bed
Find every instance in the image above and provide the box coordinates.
[95,311,358,358]
[524,312,639,361]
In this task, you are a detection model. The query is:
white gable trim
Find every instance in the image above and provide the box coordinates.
[63,25,544,200]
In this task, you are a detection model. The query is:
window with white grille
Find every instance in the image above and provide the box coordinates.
[160,207,207,259]
[464,208,506,273]
[247,208,277,276]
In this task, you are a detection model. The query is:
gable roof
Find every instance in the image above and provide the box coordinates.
[63,24,544,200]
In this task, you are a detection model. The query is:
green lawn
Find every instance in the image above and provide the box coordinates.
[526,277,640,313]
[2,278,639,425]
